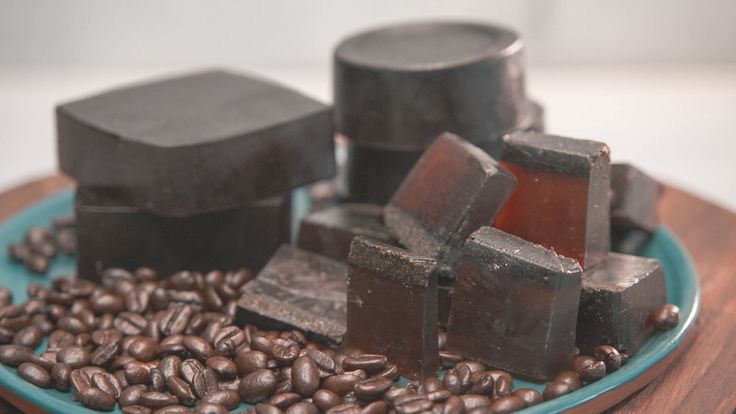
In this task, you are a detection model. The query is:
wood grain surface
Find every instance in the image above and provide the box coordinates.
[0,176,735,413]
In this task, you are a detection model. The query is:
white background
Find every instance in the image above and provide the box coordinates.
[1,0,735,209]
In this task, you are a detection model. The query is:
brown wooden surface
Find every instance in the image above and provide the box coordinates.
[0,177,735,413]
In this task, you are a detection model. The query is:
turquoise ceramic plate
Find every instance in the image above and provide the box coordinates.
[0,190,700,413]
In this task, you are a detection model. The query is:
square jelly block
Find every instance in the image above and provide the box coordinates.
[345,237,439,379]
[447,227,582,380]
[236,245,348,345]
[75,187,290,279]
[611,163,663,233]
[496,131,610,268]
[384,133,516,274]
[577,252,666,355]
[297,203,397,261]
[58,69,334,217]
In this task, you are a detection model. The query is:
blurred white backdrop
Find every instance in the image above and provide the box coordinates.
[1,0,735,208]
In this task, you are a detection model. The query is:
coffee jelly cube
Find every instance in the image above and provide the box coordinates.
[236,245,348,345]
[345,237,439,379]
[437,280,455,328]
[384,133,516,273]
[58,69,334,216]
[610,163,663,254]
[296,203,397,261]
[577,252,666,355]
[75,188,290,278]
[446,227,582,380]
[496,132,611,268]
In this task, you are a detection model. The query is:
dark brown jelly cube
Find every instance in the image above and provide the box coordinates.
[446,227,582,380]
[236,245,348,345]
[75,188,290,279]
[577,252,666,355]
[345,237,439,379]
[296,203,397,261]
[384,133,516,273]
[57,70,334,217]
[610,163,662,233]
[437,281,454,328]
[496,131,610,269]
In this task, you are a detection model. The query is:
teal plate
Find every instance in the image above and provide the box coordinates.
[0,190,700,413]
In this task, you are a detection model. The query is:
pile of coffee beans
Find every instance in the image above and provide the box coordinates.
[0,267,681,413]
[7,215,76,273]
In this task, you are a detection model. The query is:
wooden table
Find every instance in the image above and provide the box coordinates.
[1,176,735,413]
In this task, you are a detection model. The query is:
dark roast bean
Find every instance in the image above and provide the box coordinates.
[17,362,51,388]
[620,352,630,366]
[0,327,14,344]
[280,330,306,347]
[115,368,130,389]
[78,386,117,411]
[468,371,494,395]
[91,293,125,315]
[168,376,197,406]
[270,392,303,409]
[180,358,206,384]
[0,344,36,367]
[134,267,158,282]
[123,405,153,414]
[160,335,186,355]
[250,336,274,357]
[196,403,229,414]
[200,390,240,409]
[126,289,151,314]
[206,356,237,379]
[159,355,182,379]
[354,377,393,400]
[25,254,49,273]
[128,336,159,362]
[256,403,285,414]
[213,326,246,355]
[111,354,136,371]
[235,350,269,376]
[12,326,43,348]
[273,342,300,366]
[192,368,219,398]
[342,390,358,404]
[543,381,575,400]
[139,391,179,409]
[426,390,453,402]
[595,345,622,373]
[160,305,193,336]
[287,402,319,414]
[394,395,433,414]
[653,304,680,330]
[512,388,543,407]
[361,400,388,414]
[154,405,191,414]
[115,312,148,336]
[25,299,46,315]
[304,349,335,373]
[101,268,135,290]
[487,371,513,398]
[571,355,606,382]
[443,365,471,395]
[32,315,55,335]
[93,371,123,399]
[168,291,203,313]
[8,243,30,262]
[313,389,341,411]
[92,328,123,346]
[51,362,71,392]
[322,373,362,396]
[292,356,320,397]
[120,384,148,407]
[326,403,361,414]
[57,316,89,334]
[56,346,91,369]
[442,396,464,414]
[201,321,223,346]
[183,335,214,361]
[488,396,525,413]
[218,377,240,393]
[203,285,224,310]
[460,394,491,410]
[124,361,152,384]
[421,377,442,394]
[555,371,582,390]
[91,342,120,367]
[375,363,399,380]
[226,268,253,289]
[150,367,165,392]
[342,355,386,373]
[70,369,93,394]
[239,369,278,403]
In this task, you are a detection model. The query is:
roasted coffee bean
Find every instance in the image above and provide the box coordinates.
[287,402,320,414]
[122,405,153,414]
[128,336,159,362]
[543,381,575,400]
[134,267,158,283]
[201,322,223,346]
[25,299,47,315]
[236,350,270,376]
[203,285,224,311]
[360,400,388,414]
[354,376,393,400]
[25,254,49,273]
[438,351,464,369]
[206,356,237,379]
[57,315,91,334]
[441,396,464,414]
[168,291,203,313]
[200,390,240,409]
[555,371,582,390]
[155,405,191,414]
[239,369,279,403]
[115,368,130,389]
[93,371,123,399]
[139,391,179,409]
[443,366,471,395]
[213,326,246,355]
[51,362,71,392]
[196,403,229,414]
[92,293,126,315]
[250,335,274,357]
[168,271,199,291]
[70,369,93,394]
[460,394,492,410]
[183,335,213,361]
[124,361,152,384]
[78,386,117,411]
[12,326,43,348]
[620,351,630,366]
[342,355,387,373]
[488,395,525,413]
[186,315,208,336]
[111,354,136,371]
[8,243,30,262]
[302,349,334,373]
[0,327,14,344]
[218,377,240,393]
[512,388,543,407]
[181,358,206,384]
[91,342,120,367]
[56,228,77,254]
[342,390,358,404]
[394,395,433,414]
[273,342,301,366]
[256,403,285,414]
[652,304,680,331]
[160,335,186,355]
[0,344,36,367]
[159,355,182,379]
[160,305,193,336]
[292,356,320,397]
[226,268,253,289]
[120,384,148,407]
[374,363,399,380]
[312,389,340,411]
[125,289,151,314]
[487,371,513,398]
[322,373,362,396]
[17,362,51,388]
[192,368,219,398]
[32,315,55,335]
[270,392,302,409]
[56,346,91,369]
[326,403,361,414]
[571,355,606,382]
[426,390,453,402]
[420,377,442,394]
[115,312,149,336]
[150,367,165,392]
[101,268,136,290]
[594,345,622,373]
[168,376,197,406]
[466,371,493,395]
